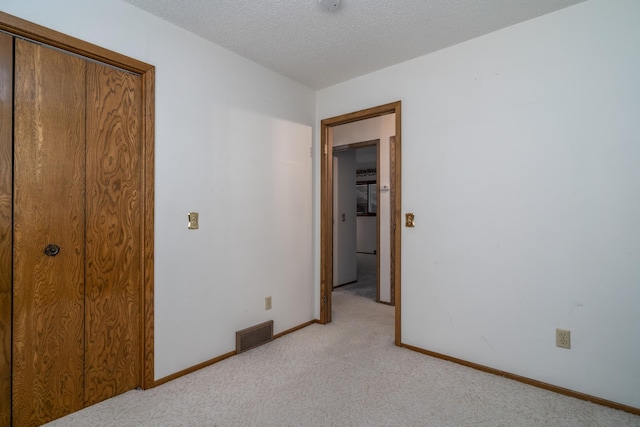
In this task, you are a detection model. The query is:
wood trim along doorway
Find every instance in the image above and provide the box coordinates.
[320,101,402,346]
[0,11,155,424]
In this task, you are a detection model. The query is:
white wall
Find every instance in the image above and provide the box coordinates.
[333,116,395,302]
[1,0,316,380]
[356,217,376,254]
[333,151,357,286]
[317,0,640,409]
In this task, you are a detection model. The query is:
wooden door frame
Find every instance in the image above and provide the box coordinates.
[320,101,402,346]
[0,31,12,427]
[0,12,155,423]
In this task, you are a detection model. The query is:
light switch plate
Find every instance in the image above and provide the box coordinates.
[188,212,199,230]
[405,213,415,228]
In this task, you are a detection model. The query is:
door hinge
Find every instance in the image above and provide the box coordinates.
[322,295,327,304]
[323,144,327,155]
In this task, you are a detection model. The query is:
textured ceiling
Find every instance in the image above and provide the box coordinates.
[122,0,586,89]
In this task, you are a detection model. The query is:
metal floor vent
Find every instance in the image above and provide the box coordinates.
[236,320,274,353]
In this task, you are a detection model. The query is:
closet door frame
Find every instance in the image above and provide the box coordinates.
[0,30,13,427]
[0,10,155,419]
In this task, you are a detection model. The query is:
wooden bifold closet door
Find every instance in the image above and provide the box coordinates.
[8,36,142,427]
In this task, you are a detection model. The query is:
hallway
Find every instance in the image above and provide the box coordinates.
[335,253,376,301]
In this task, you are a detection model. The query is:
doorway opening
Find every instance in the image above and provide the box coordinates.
[333,142,380,302]
[320,101,401,345]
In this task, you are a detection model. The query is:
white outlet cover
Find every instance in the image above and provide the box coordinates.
[556,328,571,349]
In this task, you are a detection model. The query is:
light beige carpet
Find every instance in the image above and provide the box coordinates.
[46,290,639,426]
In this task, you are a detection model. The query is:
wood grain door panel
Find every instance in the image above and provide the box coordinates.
[0,32,13,427]
[84,62,142,406]
[12,39,86,427]
[0,13,155,425]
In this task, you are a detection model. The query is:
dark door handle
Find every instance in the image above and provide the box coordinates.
[43,244,60,257]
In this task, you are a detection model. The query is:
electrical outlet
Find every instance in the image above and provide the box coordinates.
[265,296,272,311]
[556,328,571,349]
